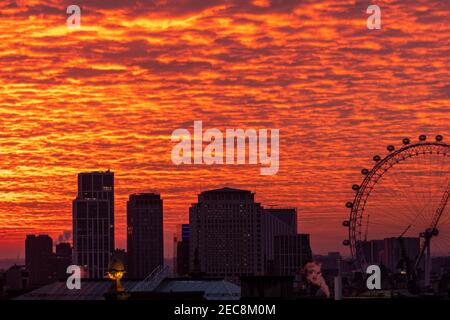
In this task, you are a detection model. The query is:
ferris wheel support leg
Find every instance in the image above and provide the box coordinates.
[425,243,431,288]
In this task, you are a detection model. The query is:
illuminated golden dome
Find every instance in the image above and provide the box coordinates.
[107,258,125,281]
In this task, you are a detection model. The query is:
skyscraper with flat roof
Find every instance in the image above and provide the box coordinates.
[127,193,164,279]
[189,187,264,283]
[25,234,54,286]
[72,170,114,279]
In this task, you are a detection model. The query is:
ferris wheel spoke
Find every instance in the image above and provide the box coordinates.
[381,169,428,224]
[391,157,436,227]
[388,168,423,215]
[363,202,413,230]
[431,234,450,256]
[434,209,450,227]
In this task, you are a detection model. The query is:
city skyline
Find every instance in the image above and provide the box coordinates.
[1,0,449,259]
[5,182,450,296]
[15,185,314,285]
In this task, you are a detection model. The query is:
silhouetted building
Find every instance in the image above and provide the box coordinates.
[315,252,342,270]
[384,237,420,272]
[432,256,450,274]
[56,243,72,257]
[190,188,264,283]
[127,193,163,279]
[263,208,297,266]
[274,234,312,276]
[25,235,54,286]
[175,224,190,276]
[73,170,114,279]
[54,243,72,279]
[5,265,28,291]
[358,240,385,265]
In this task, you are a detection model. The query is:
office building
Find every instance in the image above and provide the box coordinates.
[127,193,164,279]
[263,208,297,264]
[25,235,54,286]
[72,170,114,279]
[189,187,264,283]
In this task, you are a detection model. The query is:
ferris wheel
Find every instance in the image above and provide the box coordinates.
[342,135,450,288]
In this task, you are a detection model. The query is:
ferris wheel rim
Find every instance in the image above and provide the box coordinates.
[344,137,450,271]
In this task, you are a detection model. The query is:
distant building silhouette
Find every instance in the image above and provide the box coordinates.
[358,237,422,273]
[189,187,265,282]
[263,208,298,270]
[315,252,342,270]
[127,193,163,279]
[359,239,384,265]
[274,234,312,276]
[25,235,54,286]
[56,242,72,257]
[5,265,28,291]
[25,235,73,285]
[175,224,190,276]
[54,243,72,279]
[73,170,114,279]
[384,237,420,272]
[313,252,343,282]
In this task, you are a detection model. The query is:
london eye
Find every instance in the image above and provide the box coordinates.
[343,135,450,291]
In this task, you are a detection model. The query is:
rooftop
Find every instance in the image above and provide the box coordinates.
[202,187,251,194]
[15,278,241,301]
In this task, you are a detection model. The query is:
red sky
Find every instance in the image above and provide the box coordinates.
[0,0,449,259]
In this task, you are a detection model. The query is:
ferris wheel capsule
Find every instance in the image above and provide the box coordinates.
[342,220,350,227]
[403,138,410,145]
[343,240,350,246]
[387,145,395,152]
[373,155,381,162]
[419,134,427,141]
[361,168,369,175]
[436,135,444,142]
[346,202,354,208]
[352,184,360,191]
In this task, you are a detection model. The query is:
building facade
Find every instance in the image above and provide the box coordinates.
[72,170,114,279]
[262,208,297,266]
[127,193,164,279]
[384,237,420,272]
[274,234,312,276]
[189,188,264,282]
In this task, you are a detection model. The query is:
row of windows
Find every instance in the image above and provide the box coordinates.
[80,174,113,192]
[75,201,111,219]
[75,220,111,234]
